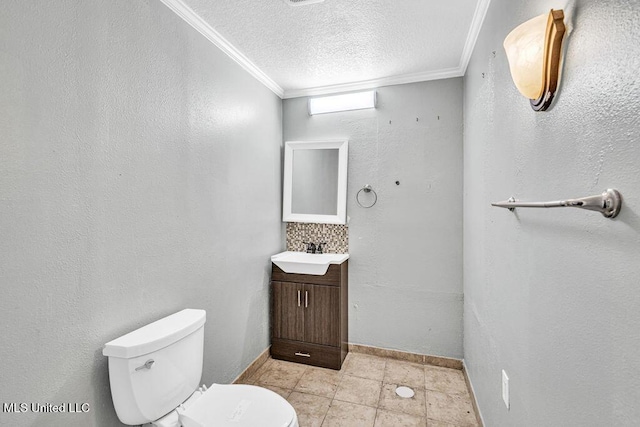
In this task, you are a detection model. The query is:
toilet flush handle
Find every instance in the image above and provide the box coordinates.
[135,359,155,371]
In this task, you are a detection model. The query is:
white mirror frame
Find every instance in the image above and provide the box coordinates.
[283,140,348,224]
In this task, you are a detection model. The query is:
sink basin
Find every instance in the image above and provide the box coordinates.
[271,251,349,276]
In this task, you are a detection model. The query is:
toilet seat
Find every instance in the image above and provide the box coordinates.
[178,384,297,427]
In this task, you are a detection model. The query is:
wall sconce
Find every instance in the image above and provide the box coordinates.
[308,90,377,115]
[504,9,566,111]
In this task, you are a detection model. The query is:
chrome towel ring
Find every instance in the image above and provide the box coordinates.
[356,184,377,208]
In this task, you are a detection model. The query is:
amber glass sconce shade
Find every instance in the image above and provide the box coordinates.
[504,9,566,111]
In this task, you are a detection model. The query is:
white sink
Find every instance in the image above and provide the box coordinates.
[271,251,349,276]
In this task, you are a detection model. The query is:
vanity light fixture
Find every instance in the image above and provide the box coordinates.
[503,9,566,111]
[308,90,377,115]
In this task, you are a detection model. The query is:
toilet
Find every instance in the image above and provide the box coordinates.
[103,309,298,427]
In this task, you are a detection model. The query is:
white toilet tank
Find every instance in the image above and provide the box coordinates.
[103,309,206,425]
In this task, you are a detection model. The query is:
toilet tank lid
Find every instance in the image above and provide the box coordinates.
[103,309,206,359]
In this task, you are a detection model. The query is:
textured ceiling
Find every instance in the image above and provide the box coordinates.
[174,0,485,97]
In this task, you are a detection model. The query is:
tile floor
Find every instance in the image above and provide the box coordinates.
[237,352,479,427]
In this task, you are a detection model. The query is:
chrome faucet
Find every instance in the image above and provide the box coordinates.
[302,241,316,254]
[316,242,327,254]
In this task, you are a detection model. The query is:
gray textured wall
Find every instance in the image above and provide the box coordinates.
[0,1,283,426]
[284,80,464,358]
[463,0,640,425]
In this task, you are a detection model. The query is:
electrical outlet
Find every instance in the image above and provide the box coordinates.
[502,370,510,409]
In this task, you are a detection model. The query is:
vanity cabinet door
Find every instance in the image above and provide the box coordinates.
[271,261,348,370]
[303,284,340,347]
[272,281,304,342]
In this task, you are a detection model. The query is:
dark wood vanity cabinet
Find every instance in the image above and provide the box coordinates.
[271,261,348,370]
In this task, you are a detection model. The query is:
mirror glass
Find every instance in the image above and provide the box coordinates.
[283,140,348,224]
[291,149,339,215]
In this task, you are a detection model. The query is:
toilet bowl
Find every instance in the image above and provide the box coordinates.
[103,309,298,427]
[149,383,298,427]
[174,384,297,427]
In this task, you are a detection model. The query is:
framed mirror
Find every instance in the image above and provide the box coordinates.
[283,140,348,224]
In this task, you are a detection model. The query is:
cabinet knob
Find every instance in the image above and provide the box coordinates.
[295,352,311,358]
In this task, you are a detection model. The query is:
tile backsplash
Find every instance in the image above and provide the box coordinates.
[286,223,349,254]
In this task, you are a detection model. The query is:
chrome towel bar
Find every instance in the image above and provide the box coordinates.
[491,189,622,219]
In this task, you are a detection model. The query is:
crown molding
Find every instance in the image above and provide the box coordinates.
[160,0,491,100]
[159,0,285,98]
[282,67,464,99]
[458,0,492,74]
